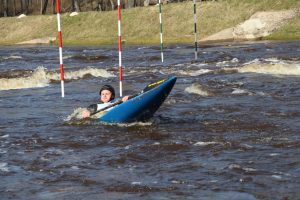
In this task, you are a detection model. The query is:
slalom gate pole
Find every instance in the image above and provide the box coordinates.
[56,0,65,98]
[158,0,164,63]
[193,0,198,60]
[117,0,123,97]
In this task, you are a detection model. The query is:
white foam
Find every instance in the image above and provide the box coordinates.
[216,58,239,67]
[0,66,115,91]
[71,166,80,170]
[62,55,73,59]
[264,58,282,63]
[47,66,115,81]
[238,63,300,76]
[243,58,260,65]
[3,55,22,60]
[65,107,88,121]
[228,164,257,172]
[243,167,257,172]
[1,134,9,138]
[271,175,282,180]
[178,69,212,76]
[124,145,131,150]
[194,141,219,146]
[240,144,254,149]
[228,164,241,170]
[131,182,141,185]
[231,88,252,95]
[231,58,239,63]
[171,180,180,184]
[0,66,49,90]
[185,84,210,96]
[0,163,9,172]
[270,153,280,156]
[192,63,207,67]
[216,61,231,67]
[0,149,7,154]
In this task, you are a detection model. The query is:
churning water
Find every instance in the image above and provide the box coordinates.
[0,41,300,199]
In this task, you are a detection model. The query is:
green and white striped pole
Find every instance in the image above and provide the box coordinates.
[193,0,198,60]
[158,0,164,63]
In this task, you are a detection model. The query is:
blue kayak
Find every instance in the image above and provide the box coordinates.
[99,76,177,123]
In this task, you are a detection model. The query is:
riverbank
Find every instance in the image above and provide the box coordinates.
[0,0,299,45]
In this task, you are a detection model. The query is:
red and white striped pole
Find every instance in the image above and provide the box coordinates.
[158,0,164,63]
[117,0,123,97]
[56,0,65,98]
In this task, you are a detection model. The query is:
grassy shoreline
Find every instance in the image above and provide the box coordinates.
[0,0,299,46]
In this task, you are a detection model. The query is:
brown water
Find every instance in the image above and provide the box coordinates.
[0,41,300,199]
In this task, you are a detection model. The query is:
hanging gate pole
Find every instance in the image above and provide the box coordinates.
[193,0,198,60]
[158,0,164,63]
[117,0,123,97]
[56,0,65,97]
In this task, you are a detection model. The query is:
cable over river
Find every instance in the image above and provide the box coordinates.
[0,41,299,199]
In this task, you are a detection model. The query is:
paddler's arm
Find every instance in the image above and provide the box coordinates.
[82,96,130,118]
[82,104,98,118]
[122,95,129,102]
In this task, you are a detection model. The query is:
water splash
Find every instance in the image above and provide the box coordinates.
[65,107,89,121]
[185,83,210,96]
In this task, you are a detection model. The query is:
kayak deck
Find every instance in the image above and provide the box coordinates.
[99,76,177,123]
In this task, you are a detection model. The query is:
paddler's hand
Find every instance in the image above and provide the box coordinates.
[122,95,129,102]
[82,110,91,118]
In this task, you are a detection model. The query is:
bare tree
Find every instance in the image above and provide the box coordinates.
[3,0,8,16]
[72,0,80,12]
[21,0,29,14]
[13,0,17,16]
[41,0,48,14]
[52,0,56,14]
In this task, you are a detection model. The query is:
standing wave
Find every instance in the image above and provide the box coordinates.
[0,66,115,91]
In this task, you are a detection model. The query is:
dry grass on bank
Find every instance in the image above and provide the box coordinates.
[0,0,299,45]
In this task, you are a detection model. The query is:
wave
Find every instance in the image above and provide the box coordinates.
[216,58,239,67]
[47,66,114,81]
[185,83,210,96]
[194,141,221,146]
[177,69,212,76]
[1,55,22,60]
[238,63,300,76]
[231,88,253,95]
[0,66,115,91]
[0,162,9,172]
[0,67,50,90]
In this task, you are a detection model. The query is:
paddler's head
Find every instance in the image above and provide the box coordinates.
[99,85,115,103]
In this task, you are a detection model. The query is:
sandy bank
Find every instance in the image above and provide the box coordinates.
[17,37,56,45]
[201,9,300,43]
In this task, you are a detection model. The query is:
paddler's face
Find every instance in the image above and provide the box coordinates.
[100,89,112,103]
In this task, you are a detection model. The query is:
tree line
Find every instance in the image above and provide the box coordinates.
[0,0,216,17]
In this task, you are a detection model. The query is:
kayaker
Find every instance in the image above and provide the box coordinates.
[82,85,129,118]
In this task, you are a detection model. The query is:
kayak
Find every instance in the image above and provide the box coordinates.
[99,76,177,123]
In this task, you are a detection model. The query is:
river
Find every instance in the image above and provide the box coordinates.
[0,41,299,199]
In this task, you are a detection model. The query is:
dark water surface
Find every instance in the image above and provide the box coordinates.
[0,41,300,199]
